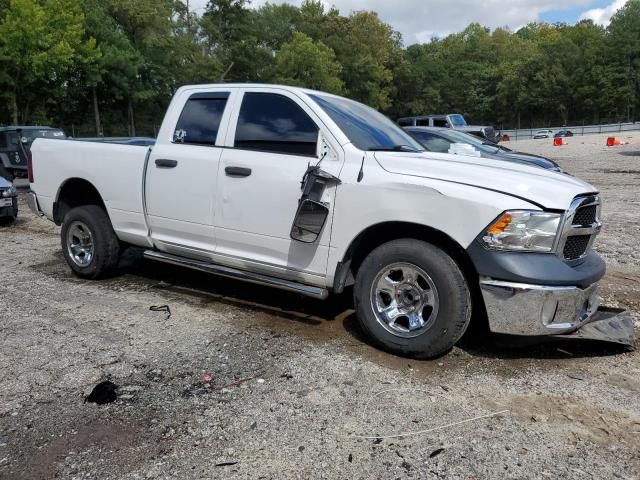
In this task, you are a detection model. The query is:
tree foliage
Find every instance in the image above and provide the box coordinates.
[0,0,639,135]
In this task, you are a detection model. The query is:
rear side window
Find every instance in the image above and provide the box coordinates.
[234,93,319,156]
[415,118,430,127]
[174,92,229,146]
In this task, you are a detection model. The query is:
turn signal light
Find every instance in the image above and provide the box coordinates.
[487,213,513,235]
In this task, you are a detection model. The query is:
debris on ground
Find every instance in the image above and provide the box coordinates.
[85,380,118,405]
[149,305,171,319]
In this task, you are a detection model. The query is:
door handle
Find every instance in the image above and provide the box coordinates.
[155,159,178,168]
[225,166,252,177]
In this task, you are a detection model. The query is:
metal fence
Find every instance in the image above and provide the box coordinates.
[501,122,640,141]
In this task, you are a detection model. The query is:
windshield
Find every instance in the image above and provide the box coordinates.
[448,114,467,127]
[309,94,424,152]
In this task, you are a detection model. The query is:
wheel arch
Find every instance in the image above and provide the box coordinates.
[333,221,487,329]
[54,177,107,225]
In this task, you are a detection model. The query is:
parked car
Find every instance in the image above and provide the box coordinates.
[0,126,66,180]
[0,175,18,224]
[27,84,633,358]
[397,114,500,143]
[404,127,562,171]
[533,129,554,139]
[554,130,574,138]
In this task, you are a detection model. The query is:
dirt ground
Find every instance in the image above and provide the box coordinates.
[1,132,639,479]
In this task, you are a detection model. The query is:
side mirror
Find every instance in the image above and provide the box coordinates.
[290,199,329,244]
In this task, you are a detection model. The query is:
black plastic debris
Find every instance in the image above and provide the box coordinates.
[429,448,445,458]
[150,305,171,319]
[85,380,118,405]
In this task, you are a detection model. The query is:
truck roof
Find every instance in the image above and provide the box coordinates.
[174,83,341,99]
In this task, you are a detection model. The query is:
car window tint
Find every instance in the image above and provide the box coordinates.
[416,119,429,127]
[0,133,6,149]
[235,93,319,156]
[432,118,448,128]
[174,93,229,146]
[411,132,452,153]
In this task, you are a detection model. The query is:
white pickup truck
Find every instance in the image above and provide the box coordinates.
[28,84,634,357]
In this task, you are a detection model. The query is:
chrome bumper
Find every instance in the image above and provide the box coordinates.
[480,279,635,347]
[26,191,44,217]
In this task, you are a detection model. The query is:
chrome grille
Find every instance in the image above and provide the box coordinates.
[557,195,601,263]
[563,235,591,260]
[572,205,597,227]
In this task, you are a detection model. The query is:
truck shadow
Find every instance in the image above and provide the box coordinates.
[115,250,632,362]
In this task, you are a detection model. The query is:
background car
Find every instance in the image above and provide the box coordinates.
[554,129,574,138]
[533,129,554,139]
[397,113,500,143]
[0,126,66,180]
[404,126,562,171]
[0,175,18,224]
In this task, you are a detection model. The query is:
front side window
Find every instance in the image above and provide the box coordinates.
[234,93,319,156]
[174,92,229,146]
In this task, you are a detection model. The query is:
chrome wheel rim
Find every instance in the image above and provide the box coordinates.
[66,221,95,268]
[370,262,439,338]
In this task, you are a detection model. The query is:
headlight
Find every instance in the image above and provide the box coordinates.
[482,211,561,252]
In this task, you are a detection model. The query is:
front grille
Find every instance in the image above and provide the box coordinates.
[572,205,597,226]
[559,195,601,262]
[563,235,591,260]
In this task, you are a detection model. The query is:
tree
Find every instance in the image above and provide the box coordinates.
[0,0,98,124]
[274,32,343,93]
[607,0,640,121]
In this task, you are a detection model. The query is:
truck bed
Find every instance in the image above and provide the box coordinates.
[30,138,151,246]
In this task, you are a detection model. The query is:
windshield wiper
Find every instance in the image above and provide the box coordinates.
[368,145,423,153]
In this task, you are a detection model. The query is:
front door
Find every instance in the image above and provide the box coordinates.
[145,90,231,257]
[213,89,342,282]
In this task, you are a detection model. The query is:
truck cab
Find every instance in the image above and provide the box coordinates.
[27,84,634,358]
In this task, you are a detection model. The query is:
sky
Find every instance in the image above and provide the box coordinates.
[187,0,628,45]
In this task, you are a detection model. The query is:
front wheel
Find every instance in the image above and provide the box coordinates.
[60,205,120,279]
[354,239,472,359]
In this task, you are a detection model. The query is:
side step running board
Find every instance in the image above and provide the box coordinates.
[143,250,329,300]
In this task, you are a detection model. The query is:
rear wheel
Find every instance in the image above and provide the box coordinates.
[354,239,471,358]
[60,205,120,279]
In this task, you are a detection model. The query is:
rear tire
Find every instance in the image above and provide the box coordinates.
[61,205,120,279]
[354,239,471,359]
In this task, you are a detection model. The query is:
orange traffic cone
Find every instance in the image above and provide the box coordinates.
[607,137,621,147]
[553,137,566,146]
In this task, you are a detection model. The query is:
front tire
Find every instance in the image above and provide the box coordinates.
[354,239,471,359]
[61,205,120,279]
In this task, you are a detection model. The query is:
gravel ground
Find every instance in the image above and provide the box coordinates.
[1,132,639,479]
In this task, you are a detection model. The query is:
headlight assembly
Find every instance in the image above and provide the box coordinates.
[482,211,561,252]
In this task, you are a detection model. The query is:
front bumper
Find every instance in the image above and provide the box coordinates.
[0,195,18,218]
[480,279,635,347]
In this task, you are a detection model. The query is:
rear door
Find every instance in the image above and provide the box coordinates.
[213,88,341,282]
[145,89,233,258]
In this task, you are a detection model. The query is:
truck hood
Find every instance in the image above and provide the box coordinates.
[373,151,597,210]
